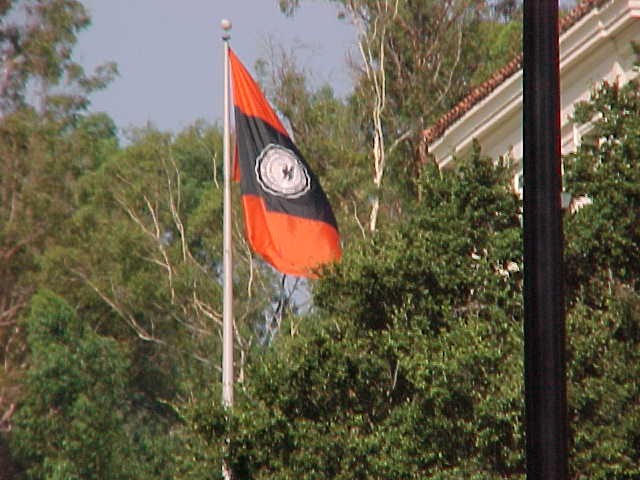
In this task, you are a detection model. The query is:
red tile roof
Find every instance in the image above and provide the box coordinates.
[422,0,612,144]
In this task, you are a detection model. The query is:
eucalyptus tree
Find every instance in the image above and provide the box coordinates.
[0,0,116,432]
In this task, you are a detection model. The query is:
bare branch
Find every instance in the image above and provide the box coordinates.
[163,152,188,262]
[115,193,176,303]
[192,291,223,328]
[0,402,16,432]
[352,200,367,239]
[70,267,165,344]
[0,302,25,326]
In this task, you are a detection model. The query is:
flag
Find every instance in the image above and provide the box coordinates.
[229,48,341,277]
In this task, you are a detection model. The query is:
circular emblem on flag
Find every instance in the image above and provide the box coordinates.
[255,144,311,198]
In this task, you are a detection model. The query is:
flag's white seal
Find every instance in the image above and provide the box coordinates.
[255,144,311,199]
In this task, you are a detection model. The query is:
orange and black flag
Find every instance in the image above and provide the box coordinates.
[229,48,341,277]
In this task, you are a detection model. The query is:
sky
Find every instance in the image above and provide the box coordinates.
[76,0,357,136]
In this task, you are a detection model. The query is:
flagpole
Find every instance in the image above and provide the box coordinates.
[221,18,234,480]
[221,18,234,409]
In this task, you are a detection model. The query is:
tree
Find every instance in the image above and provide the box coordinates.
[38,121,276,377]
[10,290,192,480]
[561,73,640,478]
[27,122,290,480]
[10,291,133,479]
[565,286,640,479]
[563,76,640,299]
[0,0,116,423]
[0,0,116,116]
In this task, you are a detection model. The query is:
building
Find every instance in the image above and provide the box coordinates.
[422,0,640,194]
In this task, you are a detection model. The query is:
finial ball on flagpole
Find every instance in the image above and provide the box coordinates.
[221,19,232,31]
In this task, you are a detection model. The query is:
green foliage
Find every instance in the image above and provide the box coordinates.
[37,121,273,369]
[0,0,117,114]
[561,77,640,478]
[0,107,120,408]
[0,0,118,418]
[470,19,522,86]
[317,146,522,331]
[10,291,186,479]
[28,121,284,479]
[567,286,640,479]
[11,291,132,479]
[564,79,640,296]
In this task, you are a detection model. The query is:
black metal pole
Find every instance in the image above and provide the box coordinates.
[522,1,568,479]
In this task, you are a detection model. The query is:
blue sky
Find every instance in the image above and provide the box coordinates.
[76,0,357,135]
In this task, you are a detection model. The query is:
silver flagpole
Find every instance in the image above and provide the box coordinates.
[221,18,234,480]
[221,18,234,409]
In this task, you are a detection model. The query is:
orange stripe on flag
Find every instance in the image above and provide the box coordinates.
[229,49,288,137]
[241,195,341,278]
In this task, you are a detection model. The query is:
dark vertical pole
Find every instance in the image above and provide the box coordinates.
[522,1,568,480]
